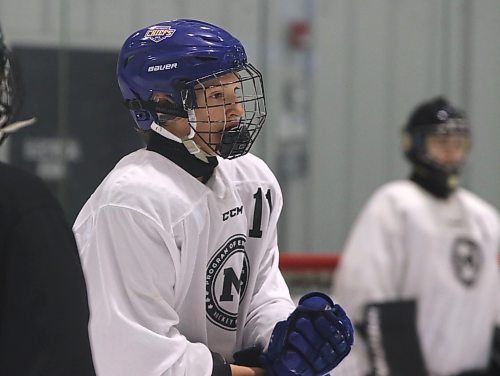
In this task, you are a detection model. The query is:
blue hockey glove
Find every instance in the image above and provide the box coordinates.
[260,292,353,376]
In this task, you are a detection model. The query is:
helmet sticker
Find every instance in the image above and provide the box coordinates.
[437,109,449,121]
[143,26,176,43]
[147,63,178,72]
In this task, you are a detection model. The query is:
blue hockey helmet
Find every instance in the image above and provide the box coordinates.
[117,19,266,159]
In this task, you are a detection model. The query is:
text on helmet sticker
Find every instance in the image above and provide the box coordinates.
[147,63,178,72]
[144,26,176,43]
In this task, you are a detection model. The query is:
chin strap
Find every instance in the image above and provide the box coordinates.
[150,122,210,163]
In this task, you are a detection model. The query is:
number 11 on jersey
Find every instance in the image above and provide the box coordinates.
[249,187,272,238]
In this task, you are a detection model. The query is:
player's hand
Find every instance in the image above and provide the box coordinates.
[260,292,353,376]
[230,364,266,376]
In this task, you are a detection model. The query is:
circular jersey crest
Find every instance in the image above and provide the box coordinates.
[451,237,482,287]
[206,234,249,331]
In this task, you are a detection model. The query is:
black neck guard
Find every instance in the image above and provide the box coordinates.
[410,164,458,199]
[146,131,218,184]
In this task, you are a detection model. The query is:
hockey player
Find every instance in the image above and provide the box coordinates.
[74,19,353,376]
[332,97,500,375]
[0,24,95,375]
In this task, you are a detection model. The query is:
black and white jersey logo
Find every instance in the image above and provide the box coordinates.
[206,234,249,331]
[451,237,482,287]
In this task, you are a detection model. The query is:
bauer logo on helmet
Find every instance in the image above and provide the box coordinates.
[147,63,178,72]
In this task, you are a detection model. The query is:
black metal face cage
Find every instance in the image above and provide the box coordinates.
[182,63,266,159]
[0,47,22,140]
[410,120,471,171]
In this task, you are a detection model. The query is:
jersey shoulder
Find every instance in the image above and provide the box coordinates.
[356,180,434,228]
[77,149,208,226]
[457,188,500,227]
[368,180,424,207]
[0,162,60,215]
[376,179,421,195]
[219,153,279,186]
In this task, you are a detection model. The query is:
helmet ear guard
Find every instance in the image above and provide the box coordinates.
[124,95,188,125]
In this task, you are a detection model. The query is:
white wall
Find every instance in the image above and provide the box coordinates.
[1,0,499,252]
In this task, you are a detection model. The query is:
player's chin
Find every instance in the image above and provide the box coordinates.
[198,139,219,156]
[225,121,240,130]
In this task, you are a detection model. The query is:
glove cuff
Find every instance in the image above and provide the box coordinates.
[298,291,334,310]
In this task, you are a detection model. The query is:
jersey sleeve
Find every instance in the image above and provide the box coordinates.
[76,205,213,376]
[0,206,96,375]
[331,188,426,375]
[240,178,296,350]
[490,210,500,327]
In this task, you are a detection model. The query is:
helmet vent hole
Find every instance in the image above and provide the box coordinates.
[199,35,223,43]
[196,57,217,62]
[123,55,134,68]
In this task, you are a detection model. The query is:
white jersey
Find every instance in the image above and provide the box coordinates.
[74,149,295,376]
[332,180,500,376]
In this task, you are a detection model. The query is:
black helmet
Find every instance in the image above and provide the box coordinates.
[403,96,470,171]
[402,96,471,198]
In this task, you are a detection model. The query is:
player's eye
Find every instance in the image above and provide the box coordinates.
[208,91,224,100]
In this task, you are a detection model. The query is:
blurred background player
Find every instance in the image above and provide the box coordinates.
[0,24,95,375]
[331,96,500,376]
[74,19,353,376]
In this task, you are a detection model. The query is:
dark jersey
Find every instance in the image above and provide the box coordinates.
[0,162,95,375]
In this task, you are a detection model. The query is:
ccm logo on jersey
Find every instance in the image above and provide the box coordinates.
[223,206,243,221]
[147,63,178,72]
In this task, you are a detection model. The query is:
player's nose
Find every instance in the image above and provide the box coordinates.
[225,95,245,118]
